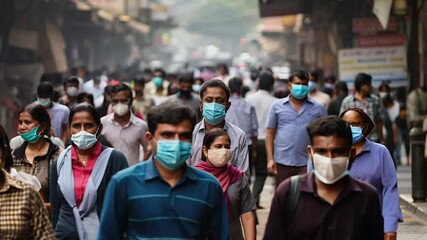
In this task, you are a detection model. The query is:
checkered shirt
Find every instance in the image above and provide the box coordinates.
[0,169,54,239]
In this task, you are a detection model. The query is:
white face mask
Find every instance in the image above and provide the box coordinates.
[378,92,388,99]
[207,148,233,167]
[112,103,129,116]
[66,87,79,97]
[311,150,349,185]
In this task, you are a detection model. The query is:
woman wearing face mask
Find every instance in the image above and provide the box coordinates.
[13,103,63,203]
[195,128,256,240]
[340,107,402,240]
[0,124,55,239]
[50,103,128,240]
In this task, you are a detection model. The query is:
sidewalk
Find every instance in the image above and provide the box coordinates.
[255,166,427,239]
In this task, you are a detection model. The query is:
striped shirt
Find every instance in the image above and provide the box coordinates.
[98,158,229,239]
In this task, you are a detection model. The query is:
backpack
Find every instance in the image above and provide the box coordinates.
[286,175,301,234]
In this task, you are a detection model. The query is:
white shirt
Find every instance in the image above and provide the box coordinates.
[83,79,107,100]
[309,90,331,109]
[245,90,278,139]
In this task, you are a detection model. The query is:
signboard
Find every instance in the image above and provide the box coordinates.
[357,33,405,47]
[338,46,407,88]
[259,0,312,17]
[352,17,397,33]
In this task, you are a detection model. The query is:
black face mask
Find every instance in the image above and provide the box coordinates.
[179,89,192,97]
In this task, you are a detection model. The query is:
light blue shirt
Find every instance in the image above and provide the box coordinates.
[225,96,258,145]
[267,96,326,166]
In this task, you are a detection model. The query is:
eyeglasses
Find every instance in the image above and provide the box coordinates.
[111,98,130,105]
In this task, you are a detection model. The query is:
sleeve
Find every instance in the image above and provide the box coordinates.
[380,146,402,232]
[339,97,349,115]
[239,175,256,214]
[62,107,70,125]
[139,124,148,153]
[319,104,327,117]
[207,183,229,240]
[97,176,127,239]
[266,103,278,129]
[263,182,289,240]
[50,160,60,229]
[237,132,250,175]
[29,186,55,239]
[251,106,259,138]
[368,188,385,240]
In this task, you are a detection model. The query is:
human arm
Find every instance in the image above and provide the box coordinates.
[239,175,256,240]
[384,232,397,240]
[266,128,277,175]
[97,176,127,239]
[241,211,256,240]
[50,160,60,229]
[29,185,55,239]
[236,133,250,175]
[251,106,259,162]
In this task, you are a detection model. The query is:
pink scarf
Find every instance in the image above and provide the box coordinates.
[195,162,244,218]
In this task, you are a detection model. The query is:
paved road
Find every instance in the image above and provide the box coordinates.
[254,166,427,239]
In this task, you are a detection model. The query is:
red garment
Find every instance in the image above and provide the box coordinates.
[71,141,102,207]
[195,162,244,218]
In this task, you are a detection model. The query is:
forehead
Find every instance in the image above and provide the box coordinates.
[311,135,349,150]
[155,120,193,135]
[290,76,308,84]
[71,111,96,123]
[66,81,79,87]
[19,112,35,120]
[211,135,230,144]
[342,110,363,122]
[111,90,130,98]
[202,86,227,99]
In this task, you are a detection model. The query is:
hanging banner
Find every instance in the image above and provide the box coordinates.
[338,46,407,88]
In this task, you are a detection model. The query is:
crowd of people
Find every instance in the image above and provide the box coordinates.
[0,63,426,240]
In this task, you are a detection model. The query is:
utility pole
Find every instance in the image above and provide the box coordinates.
[0,0,14,69]
[408,0,421,90]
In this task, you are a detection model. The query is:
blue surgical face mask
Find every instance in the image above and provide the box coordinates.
[37,97,51,107]
[155,139,192,170]
[192,85,201,93]
[71,130,99,150]
[202,103,226,125]
[351,126,364,144]
[308,81,317,91]
[290,84,308,99]
[152,77,163,88]
[20,125,42,143]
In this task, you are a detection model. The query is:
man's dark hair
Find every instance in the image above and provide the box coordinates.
[178,72,194,84]
[153,68,166,78]
[310,69,321,81]
[134,75,146,84]
[228,77,243,94]
[65,76,80,86]
[111,83,133,99]
[258,72,275,91]
[147,101,197,135]
[37,81,54,96]
[77,92,95,106]
[199,79,231,101]
[335,81,349,96]
[307,115,352,150]
[289,70,310,83]
[354,73,372,92]
[201,128,230,162]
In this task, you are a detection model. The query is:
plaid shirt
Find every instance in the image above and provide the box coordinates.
[0,169,54,239]
[340,94,382,142]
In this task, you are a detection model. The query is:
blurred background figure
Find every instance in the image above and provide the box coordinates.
[131,75,155,120]
[327,81,348,116]
[216,63,231,85]
[308,70,330,109]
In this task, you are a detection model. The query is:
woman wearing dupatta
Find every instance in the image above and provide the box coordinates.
[195,128,256,240]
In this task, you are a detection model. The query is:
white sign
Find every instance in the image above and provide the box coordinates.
[338,46,407,88]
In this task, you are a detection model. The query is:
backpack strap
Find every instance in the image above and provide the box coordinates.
[286,175,301,234]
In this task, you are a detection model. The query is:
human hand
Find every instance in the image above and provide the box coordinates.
[384,232,396,240]
[267,159,277,175]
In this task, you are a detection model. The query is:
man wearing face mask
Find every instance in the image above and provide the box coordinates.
[266,70,326,187]
[188,79,250,175]
[60,76,80,110]
[264,116,383,240]
[34,81,70,144]
[132,76,155,120]
[308,70,331,108]
[98,102,229,239]
[166,72,202,122]
[145,68,169,105]
[340,72,384,143]
[100,83,148,166]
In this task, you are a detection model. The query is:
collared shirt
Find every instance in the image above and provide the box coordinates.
[12,139,62,200]
[349,140,403,232]
[189,120,249,173]
[246,90,278,140]
[71,141,102,207]
[101,112,148,166]
[225,95,258,145]
[166,92,202,122]
[48,102,70,139]
[264,173,384,240]
[97,159,229,239]
[339,94,381,141]
[309,90,331,108]
[0,169,55,239]
[267,96,326,166]
[132,95,155,120]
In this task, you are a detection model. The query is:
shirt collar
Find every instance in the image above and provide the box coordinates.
[144,157,198,182]
[0,169,24,193]
[199,119,230,132]
[281,96,315,104]
[358,139,373,155]
[107,112,138,125]
[299,172,362,194]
